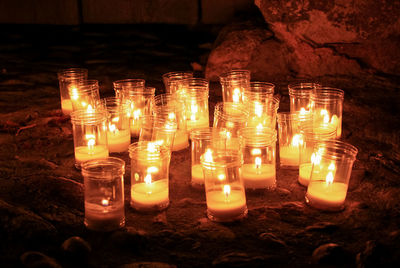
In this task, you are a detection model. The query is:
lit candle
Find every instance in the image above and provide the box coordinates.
[84,199,125,231]
[280,134,302,166]
[241,156,276,189]
[206,184,247,222]
[131,176,169,210]
[306,163,347,210]
[232,87,242,103]
[130,109,142,136]
[191,164,204,186]
[61,99,73,115]
[298,152,321,186]
[75,134,109,164]
[317,109,341,137]
[107,123,130,153]
[172,130,189,151]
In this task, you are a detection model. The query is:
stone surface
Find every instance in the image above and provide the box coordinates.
[254,0,400,76]
[311,243,352,265]
[202,0,256,24]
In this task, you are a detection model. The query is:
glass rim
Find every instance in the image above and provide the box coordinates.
[288,82,321,96]
[190,127,214,141]
[239,127,277,145]
[316,139,358,161]
[71,109,107,125]
[300,123,337,140]
[311,87,345,102]
[81,157,125,178]
[128,141,170,160]
[214,102,249,121]
[219,69,251,81]
[113,79,145,89]
[57,68,88,79]
[200,150,243,169]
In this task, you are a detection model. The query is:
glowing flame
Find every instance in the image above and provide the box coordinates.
[255,157,262,169]
[251,148,262,156]
[101,199,109,206]
[147,142,157,153]
[109,123,117,133]
[226,131,231,139]
[326,172,334,185]
[320,109,331,124]
[144,174,152,185]
[71,87,79,100]
[147,166,159,173]
[133,109,141,119]
[256,123,263,130]
[328,162,335,171]
[223,184,231,199]
[218,174,225,181]
[87,138,95,150]
[311,152,321,165]
[232,88,241,103]
[204,149,213,163]
[112,117,119,122]
[254,102,263,117]
[168,113,175,120]
[291,134,303,147]
[190,102,198,120]
[86,104,94,113]
[300,107,307,115]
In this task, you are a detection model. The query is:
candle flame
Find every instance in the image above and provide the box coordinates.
[133,109,141,119]
[300,107,307,115]
[147,166,159,173]
[233,88,241,103]
[204,149,213,163]
[168,113,175,120]
[254,102,263,117]
[147,142,157,153]
[291,134,303,147]
[226,131,231,139]
[112,117,119,122]
[251,148,262,156]
[311,152,322,165]
[218,174,225,181]
[256,123,264,130]
[326,171,334,185]
[223,184,231,199]
[71,87,78,100]
[86,104,94,113]
[101,199,109,206]
[87,138,95,150]
[328,162,336,171]
[255,157,261,168]
[109,123,117,133]
[144,174,152,185]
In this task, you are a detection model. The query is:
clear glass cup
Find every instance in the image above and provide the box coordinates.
[246,96,280,130]
[69,80,101,112]
[239,127,277,190]
[201,148,247,222]
[113,79,145,100]
[175,78,209,132]
[154,93,188,151]
[57,68,88,115]
[288,82,321,115]
[244,81,275,102]
[310,87,344,138]
[129,141,171,212]
[219,70,250,103]
[122,86,155,138]
[139,114,177,152]
[162,71,193,93]
[305,140,358,211]
[82,157,125,231]
[102,97,131,153]
[71,109,109,168]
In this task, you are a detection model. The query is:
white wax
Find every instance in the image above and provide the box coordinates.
[131,179,169,210]
[75,145,109,164]
[172,130,189,151]
[280,146,299,167]
[107,129,131,153]
[306,181,348,210]
[191,164,204,186]
[298,163,312,186]
[61,99,73,115]
[206,189,247,221]
[84,201,125,231]
[241,163,276,189]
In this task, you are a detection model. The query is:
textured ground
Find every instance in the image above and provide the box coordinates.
[0,25,400,267]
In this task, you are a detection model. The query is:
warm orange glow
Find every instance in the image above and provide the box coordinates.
[101,199,109,206]
[144,174,152,185]
[233,88,241,103]
[254,102,263,117]
[223,184,231,199]
[71,87,79,100]
[218,174,225,181]
[109,123,117,133]
[147,166,159,173]
[204,149,213,163]
[147,142,157,153]
[251,148,262,156]
[291,134,303,147]
[255,157,262,169]
[326,172,334,185]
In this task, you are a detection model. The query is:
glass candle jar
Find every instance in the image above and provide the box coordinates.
[310,87,344,138]
[71,110,109,168]
[277,112,311,169]
[298,123,337,186]
[246,96,280,130]
[102,97,131,153]
[69,80,101,112]
[175,78,209,132]
[190,127,215,187]
[122,86,155,137]
[219,70,250,103]
[213,102,248,150]
[201,148,247,222]
[239,127,277,190]
[305,140,358,211]
[162,71,193,93]
[288,83,321,115]
[82,157,125,232]
[154,93,188,151]
[244,81,275,102]
[113,79,145,100]
[129,141,171,212]
[139,114,177,152]
[57,68,88,115]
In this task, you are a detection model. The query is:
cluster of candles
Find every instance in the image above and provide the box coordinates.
[58,68,358,231]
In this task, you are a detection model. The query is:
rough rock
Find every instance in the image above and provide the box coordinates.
[311,243,353,265]
[20,251,61,268]
[61,236,92,260]
[121,262,176,268]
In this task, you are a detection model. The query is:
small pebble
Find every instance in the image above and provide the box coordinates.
[61,236,91,260]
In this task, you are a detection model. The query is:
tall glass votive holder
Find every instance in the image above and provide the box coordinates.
[129,141,171,212]
[113,79,145,100]
[244,81,274,102]
[298,123,337,186]
[122,86,155,137]
[57,68,88,115]
[190,127,214,187]
[201,148,247,222]
[288,83,321,114]
[69,80,101,112]
[239,127,277,190]
[310,87,344,138]
[82,157,125,232]
[162,71,193,93]
[213,102,248,150]
[103,97,131,153]
[176,78,209,132]
[246,96,280,130]
[277,112,311,169]
[154,93,188,151]
[305,140,358,211]
[139,114,177,152]
[219,69,250,103]
[71,110,109,168]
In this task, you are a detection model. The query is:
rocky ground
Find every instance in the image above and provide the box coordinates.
[0,24,400,267]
